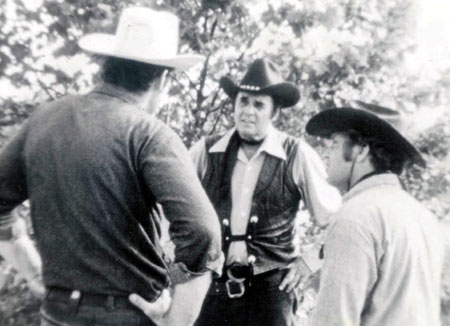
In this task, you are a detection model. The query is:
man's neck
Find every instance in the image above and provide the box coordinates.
[237,132,266,160]
[348,165,377,191]
[240,142,262,160]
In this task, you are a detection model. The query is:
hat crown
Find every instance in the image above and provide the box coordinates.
[78,7,204,70]
[354,101,413,137]
[239,59,284,88]
[115,7,179,59]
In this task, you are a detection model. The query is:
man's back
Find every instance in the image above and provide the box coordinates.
[318,174,443,326]
[21,84,221,301]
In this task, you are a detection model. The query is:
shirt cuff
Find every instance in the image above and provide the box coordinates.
[169,252,225,285]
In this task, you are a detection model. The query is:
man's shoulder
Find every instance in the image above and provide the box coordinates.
[204,133,226,149]
[339,185,425,224]
[203,130,233,153]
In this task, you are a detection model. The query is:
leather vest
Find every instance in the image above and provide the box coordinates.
[202,131,302,274]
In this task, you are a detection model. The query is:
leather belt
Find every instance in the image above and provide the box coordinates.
[210,267,285,298]
[46,287,137,311]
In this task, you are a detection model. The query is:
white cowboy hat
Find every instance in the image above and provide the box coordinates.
[78,7,204,71]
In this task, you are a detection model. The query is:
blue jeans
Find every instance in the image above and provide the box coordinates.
[40,297,156,326]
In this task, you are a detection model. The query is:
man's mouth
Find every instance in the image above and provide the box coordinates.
[241,120,255,125]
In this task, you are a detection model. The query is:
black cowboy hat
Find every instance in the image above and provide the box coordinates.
[305,102,426,167]
[219,58,300,108]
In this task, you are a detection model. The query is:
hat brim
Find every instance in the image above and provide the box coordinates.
[78,34,205,71]
[220,76,300,108]
[306,108,426,167]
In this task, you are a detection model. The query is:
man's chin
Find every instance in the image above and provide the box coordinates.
[237,130,254,139]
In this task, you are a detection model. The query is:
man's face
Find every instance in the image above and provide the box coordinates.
[324,133,354,192]
[234,91,275,141]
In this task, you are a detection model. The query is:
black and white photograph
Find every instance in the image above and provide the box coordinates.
[0,0,449,325]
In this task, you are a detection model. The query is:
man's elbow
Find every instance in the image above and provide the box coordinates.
[194,222,221,255]
[180,221,222,274]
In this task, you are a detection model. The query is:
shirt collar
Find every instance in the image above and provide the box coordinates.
[90,83,141,107]
[209,125,287,161]
[343,173,402,202]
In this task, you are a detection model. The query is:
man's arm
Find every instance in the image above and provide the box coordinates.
[311,218,378,326]
[135,122,222,323]
[280,140,342,292]
[294,140,341,226]
[188,138,208,180]
[0,122,43,296]
[0,216,44,297]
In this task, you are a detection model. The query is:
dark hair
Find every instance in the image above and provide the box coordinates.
[100,57,171,92]
[344,129,408,174]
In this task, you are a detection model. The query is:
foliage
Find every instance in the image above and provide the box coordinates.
[0,0,449,324]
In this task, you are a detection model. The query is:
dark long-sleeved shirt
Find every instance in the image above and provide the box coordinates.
[0,83,223,301]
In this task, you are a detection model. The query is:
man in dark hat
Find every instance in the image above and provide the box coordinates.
[190,58,341,326]
[0,7,223,326]
[306,103,444,325]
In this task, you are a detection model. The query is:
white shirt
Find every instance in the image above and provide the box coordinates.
[190,126,341,266]
[311,174,444,326]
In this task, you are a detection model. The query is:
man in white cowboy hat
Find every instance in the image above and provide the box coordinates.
[0,7,223,326]
[305,103,444,326]
[190,58,341,326]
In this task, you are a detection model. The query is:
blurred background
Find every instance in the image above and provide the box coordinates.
[0,0,449,324]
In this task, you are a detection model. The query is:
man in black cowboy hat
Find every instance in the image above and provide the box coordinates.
[190,58,341,326]
[306,103,444,325]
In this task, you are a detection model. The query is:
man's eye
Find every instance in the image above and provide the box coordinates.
[240,97,249,104]
[254,102,264,109]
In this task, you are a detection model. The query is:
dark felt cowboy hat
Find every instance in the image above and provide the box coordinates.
[219,59,300,108]
[305,101,426,167]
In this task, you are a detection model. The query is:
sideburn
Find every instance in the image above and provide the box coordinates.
[343,139,355,162]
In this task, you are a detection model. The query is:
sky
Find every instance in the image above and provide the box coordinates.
[409,0,450,75]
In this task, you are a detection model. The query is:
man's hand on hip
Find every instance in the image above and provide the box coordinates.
[279,257,312,293]
[130,271,212,326]
[129,289,172,325]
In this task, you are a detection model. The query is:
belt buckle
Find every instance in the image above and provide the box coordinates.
[225,268,246,299]
[225,279,245,298]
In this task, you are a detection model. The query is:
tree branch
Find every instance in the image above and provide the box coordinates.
[37,80,55,101]
[196,54,210,111]
[236,24,266,63]
[209,99,230,134]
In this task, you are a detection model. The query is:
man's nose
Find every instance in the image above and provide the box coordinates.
[242,105,256,115]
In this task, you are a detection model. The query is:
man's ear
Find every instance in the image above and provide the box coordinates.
[271,105,280,120]
[355,144,370,163]
[158,70,169,91]
[148,70,169,93]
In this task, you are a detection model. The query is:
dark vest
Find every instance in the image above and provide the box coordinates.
[202,131,302,274]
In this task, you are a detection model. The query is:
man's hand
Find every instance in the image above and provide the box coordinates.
[129,289,172,325]
[28,275,46,299]
[130,272,212,326]
[279,257,312,293]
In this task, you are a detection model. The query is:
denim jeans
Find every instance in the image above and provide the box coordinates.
[40,297,156,326]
